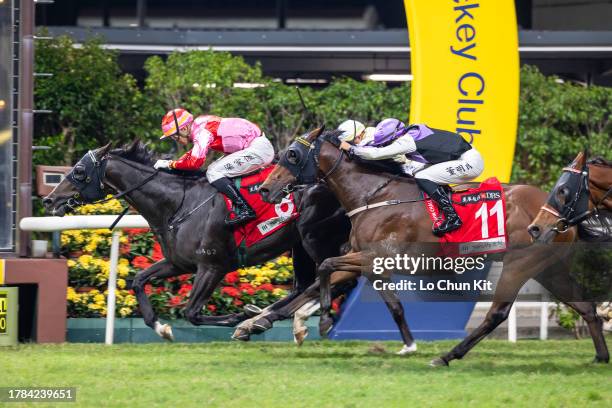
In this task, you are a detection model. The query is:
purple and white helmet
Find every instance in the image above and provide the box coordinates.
[369,118,407,146]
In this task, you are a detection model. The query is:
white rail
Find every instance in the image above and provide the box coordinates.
[19,215,151,345]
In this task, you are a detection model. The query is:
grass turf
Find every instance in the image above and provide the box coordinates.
[2,339,611,407]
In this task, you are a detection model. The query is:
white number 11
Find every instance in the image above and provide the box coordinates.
[475,200,504,239]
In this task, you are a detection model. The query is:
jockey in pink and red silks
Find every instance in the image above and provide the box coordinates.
[156,108,275,226]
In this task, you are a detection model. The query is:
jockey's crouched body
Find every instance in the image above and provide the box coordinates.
[155,108,275,226]
[339,118,484,236]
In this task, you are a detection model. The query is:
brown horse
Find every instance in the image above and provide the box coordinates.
[259,128,609,366]
[528,152,611,243]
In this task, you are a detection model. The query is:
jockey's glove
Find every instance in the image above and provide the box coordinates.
[154,159,172,169]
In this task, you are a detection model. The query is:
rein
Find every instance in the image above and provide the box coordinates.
[280,134,423,218]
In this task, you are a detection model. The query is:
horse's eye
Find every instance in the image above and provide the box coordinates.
[287,150,299,165]
[557,186,570,205]
[73,165,86,181]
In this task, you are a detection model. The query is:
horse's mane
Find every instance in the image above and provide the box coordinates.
[111,139,206,180]
[587,157,612,168]
[320,130,408,178]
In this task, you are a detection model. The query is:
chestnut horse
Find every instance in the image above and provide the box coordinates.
[259,128,609,366]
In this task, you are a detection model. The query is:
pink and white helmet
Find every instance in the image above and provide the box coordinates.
[161,108,194,139]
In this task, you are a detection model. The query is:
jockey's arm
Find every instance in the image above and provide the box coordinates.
[170,128,211,170]
[350,135,416,160]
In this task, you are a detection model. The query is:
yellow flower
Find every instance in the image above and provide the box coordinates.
[272,288,287,296]
[94,294,106,304]
[78,254,93,266]
[117,279,126,289]
[117,264,129,277]
[119,307,132,317]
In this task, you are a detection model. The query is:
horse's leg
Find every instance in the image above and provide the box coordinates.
[434,254,537,366]
[433,242,570,367]
[564,302,610,363]
[234,278,324,340]
[183,264,241,326]
[231,291,304,341]
[293,299,320,346]
[533,249,610,363]
[432,300,514,367]
[318,252,363,337]
[239,241,318,335]
[236,271,357,342]
[366,275,416,355]
[132,259,183,340]
[292,239,317,292]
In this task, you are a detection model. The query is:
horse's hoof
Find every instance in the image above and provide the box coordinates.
[244,304,263,318]
[592,356,610,364]
[250,317,273,335]
[396,343,418,356]
[429,357,449,368]
[293,328,308,346]
[231,328,251,342]
[155,322,174,342]
[319,316,333,338]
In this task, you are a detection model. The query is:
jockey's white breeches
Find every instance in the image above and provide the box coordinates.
[413,148,484,184]
[206,136,275,183]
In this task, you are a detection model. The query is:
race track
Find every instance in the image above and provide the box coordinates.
[3,339,611,407]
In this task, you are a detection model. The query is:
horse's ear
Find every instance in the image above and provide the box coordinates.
[97,142,113,158]
[126,138,140,153]
[571,151,587,169]
[306,125,325,142]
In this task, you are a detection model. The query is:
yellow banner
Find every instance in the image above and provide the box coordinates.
[404,0,519,182]
[0,260,4,285]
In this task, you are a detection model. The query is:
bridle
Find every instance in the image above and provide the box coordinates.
[278,134,344,195]
[540,165,593,233]
[65,150,159,211]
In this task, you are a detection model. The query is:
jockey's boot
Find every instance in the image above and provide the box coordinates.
[211,177,256,226]
[416,178,462,237]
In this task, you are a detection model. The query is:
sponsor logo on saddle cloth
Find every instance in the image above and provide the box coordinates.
[224,166,299,247]
[425,177,508,256]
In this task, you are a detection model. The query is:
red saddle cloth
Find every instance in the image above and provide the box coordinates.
[424,177,508,256]
[224,166,299,248]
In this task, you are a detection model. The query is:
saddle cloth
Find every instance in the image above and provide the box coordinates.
[425,177,508,256]
[224,166,299,248]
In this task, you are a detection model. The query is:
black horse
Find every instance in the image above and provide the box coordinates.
[43,140,351,340]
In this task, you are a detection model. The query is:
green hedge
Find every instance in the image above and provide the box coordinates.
[34,34,611,190]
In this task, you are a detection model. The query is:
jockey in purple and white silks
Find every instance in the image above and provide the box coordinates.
[155,108,275,226]
[340,118,484,236]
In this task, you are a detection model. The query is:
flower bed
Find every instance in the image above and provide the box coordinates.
[63,197,292,319]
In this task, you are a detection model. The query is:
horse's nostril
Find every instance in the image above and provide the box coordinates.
[528,225,541,238]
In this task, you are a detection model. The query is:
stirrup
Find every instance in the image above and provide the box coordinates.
[225,210,256,226]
